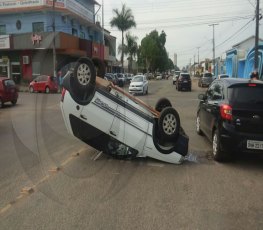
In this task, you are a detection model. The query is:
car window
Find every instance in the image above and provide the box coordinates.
[228,85,263,104]
[180,74,190,80]
[207,82,223,100]
[4,79,15,87]
[204,73,212,78]
[132,76,143,82]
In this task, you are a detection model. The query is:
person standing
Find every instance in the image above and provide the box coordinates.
[57,71,63,93]
[250,70,259,80]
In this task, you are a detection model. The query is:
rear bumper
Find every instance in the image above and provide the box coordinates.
[220,123,263,154]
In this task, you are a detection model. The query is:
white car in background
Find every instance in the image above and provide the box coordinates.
[60,57,189,164]
[129,75,148,95]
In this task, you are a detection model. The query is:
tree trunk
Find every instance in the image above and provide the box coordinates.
[121,30,124,73]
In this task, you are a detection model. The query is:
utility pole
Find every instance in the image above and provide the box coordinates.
[102,0,104,45]
[194,55,196,77]
[197,47,200,64]
[209,24,218,76]
[52,0,57,78]
[254,0,260,70]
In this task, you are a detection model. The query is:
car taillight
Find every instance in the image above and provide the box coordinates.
[61,88,66,102]
[220,104,232,121]
[248,83,256,87]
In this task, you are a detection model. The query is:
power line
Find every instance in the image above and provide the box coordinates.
[215,19,253,48]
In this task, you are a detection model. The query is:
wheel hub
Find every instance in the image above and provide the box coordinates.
[163,114,177,135]
[77,63,91,86]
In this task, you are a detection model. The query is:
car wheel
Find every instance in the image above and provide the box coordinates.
[11,99,17,106]
[212,129,227,162]
[29,86,34,93]
[45,87,50,94]
[155,98,172,112]
[158,107,180,141]
[92,57,105,78]
[72,57,96,94]
[196,113,203,135]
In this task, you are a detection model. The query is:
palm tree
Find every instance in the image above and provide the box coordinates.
[110,4,136,72]
[121,33,138,73]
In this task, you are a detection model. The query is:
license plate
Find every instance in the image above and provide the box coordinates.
[247,140,263,150]
[183,81,188,83]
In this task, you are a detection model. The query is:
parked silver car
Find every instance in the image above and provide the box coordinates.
[129,75,148,95]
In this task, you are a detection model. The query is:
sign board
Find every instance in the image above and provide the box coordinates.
[0,35,10,49]
[0,0,43,9]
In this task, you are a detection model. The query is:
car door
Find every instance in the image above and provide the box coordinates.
[203,81,223,140]
[109,92,149,154]
[79,91,118,135]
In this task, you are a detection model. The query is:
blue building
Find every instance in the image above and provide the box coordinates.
[225,36,263,79]
[0,0,116,82]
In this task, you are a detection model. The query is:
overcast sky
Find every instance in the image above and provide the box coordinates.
[99,0,263,68]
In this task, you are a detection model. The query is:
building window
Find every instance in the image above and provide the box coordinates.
[72,28,78,36]
[80,31,85,39]
[16,20,22,30]
[0,25,6,35]
[32,22,44,33]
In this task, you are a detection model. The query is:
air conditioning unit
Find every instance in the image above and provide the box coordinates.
[22,56,29,65]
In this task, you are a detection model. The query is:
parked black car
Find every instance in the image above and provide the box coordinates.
[176,73,191,91]
[198,72,214,87]
[196,78,263,161]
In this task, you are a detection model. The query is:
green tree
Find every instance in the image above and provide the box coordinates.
[140,30,169,72]
[110,4,136,72]
[121,33,138,73]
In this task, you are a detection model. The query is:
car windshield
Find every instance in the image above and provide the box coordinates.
[4,79,15,87]
[180,74,190,79]
[132,76,143,82]
[203,73,212,78]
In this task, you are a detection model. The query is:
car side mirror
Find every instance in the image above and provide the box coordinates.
[198,94,207,101]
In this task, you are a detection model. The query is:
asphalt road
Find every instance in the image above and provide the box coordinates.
[0,78,262,230]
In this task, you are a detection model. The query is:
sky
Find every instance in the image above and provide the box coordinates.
[96,0,263,68]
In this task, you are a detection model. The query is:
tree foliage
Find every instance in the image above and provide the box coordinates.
[138,30,172,72]
[110,4,136,71]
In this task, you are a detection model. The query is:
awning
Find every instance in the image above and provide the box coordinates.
[57,49,86,57]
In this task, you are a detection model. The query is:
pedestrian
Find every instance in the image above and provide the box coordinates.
[250,70,259,80]
[57,71,63,92]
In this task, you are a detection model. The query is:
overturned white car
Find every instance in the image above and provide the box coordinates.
[60,57,188,164]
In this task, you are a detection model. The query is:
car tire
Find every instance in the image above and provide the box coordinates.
[92,57,105,78]
[155,98,172,112]
[45,87,50,94]
[212,129,227,162]
[158,107,180,141]
[11,99,17,106]
[196,113,203,135]
[72,57,96,94]
[29,86,34,93]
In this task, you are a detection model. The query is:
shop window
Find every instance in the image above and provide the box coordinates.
[72,28,78,36]
[0,25,6,35]
[32,22,44,33]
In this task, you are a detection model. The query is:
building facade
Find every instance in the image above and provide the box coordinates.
[0,0,116,83]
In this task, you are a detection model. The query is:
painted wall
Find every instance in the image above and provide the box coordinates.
[243,42,263,79]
